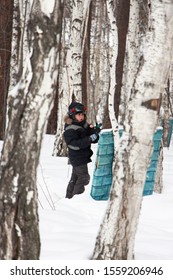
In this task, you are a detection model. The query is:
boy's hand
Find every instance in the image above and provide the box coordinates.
[89,133,98,142]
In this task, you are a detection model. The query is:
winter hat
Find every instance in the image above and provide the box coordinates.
[68,102,87,118]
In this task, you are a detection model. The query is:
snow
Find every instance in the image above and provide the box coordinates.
[38,134,173,260]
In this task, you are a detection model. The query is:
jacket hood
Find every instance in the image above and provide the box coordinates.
[64,115,73,125]
[64,114,87,127]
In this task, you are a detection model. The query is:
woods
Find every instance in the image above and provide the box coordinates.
[0,0,173,260]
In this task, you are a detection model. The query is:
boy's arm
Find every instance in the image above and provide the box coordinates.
[64,129,91,150]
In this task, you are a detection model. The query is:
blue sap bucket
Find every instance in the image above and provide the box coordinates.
[168,119,173,146]
[91,127,163,199]
[90,130,114,200]
[143,127,163,196]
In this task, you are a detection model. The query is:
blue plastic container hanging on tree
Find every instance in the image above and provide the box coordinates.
[90,130,114,200]
[143,127,163,195]
[90,127,164,200]
[167,118,173,146]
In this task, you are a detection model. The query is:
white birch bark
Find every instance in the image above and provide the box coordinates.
[88,0,111,125]
[66,0,85,101]
[106,0,119,147]
[93,0,173,260]
[0,0,62,259]
[170,64,173,107]
[53,0,92,156]
[119,1,141,123]
[9,0,30,89]
[154,141,163,193]
[162,86,170,146]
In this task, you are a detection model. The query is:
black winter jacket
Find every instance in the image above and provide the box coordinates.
[63,116,98,166]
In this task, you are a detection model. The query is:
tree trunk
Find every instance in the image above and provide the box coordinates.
[0,0,13,139]
[106,0,119,146]
[53,0,92,156]
[154,141,163,193]
[162,82,170,147]
[66,0,85,101]
[0,0,62,259]
[92,0,173,260]
[115,0,130,120]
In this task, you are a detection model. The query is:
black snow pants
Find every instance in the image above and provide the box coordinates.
[65,164,90,198]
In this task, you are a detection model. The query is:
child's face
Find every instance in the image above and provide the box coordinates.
[75,112,85,122]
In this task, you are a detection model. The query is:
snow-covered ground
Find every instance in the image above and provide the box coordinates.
[38,134,173,260]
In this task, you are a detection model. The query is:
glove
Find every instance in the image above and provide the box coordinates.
[94,123,102,134]
[95,122,102,129]
[89,133,98,142]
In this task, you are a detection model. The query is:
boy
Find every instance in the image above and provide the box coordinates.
[63,102,100,198]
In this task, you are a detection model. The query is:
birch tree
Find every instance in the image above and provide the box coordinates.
[0,0,62,259]
[106,0,119,146]
[53,0,92,156]
[155,66,173,193]
[52,1,72,156]
[114,0,130,120]
[92,0,173,260]
[67,0,85,101]
[170,64,173,109]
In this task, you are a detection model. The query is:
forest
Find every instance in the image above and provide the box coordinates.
[0,0,173,260]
